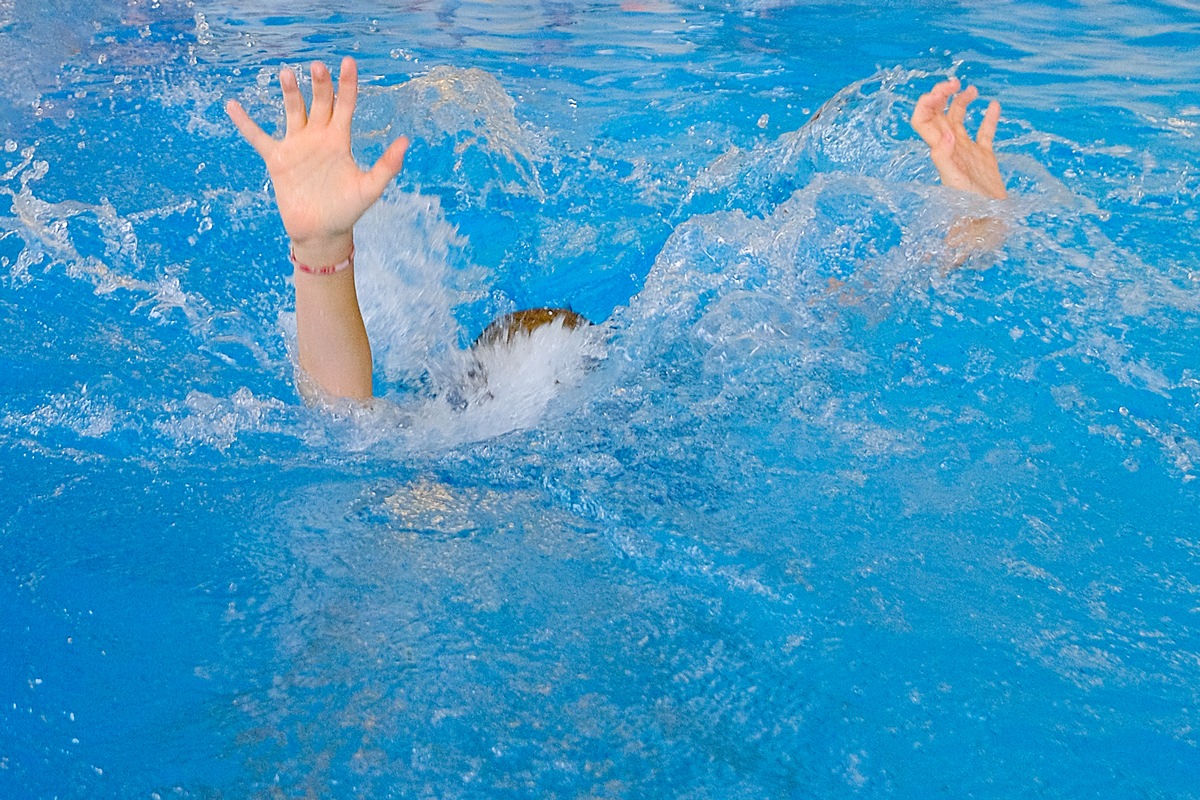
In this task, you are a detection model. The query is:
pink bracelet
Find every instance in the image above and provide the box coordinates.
[290,245,355,275]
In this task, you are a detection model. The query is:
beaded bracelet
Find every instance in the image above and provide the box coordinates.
[290,245,355,275]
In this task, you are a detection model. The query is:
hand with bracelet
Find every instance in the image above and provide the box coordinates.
[226,57,409,400]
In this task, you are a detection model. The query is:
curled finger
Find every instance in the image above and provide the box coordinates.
[976,99,1001,150]
[913,78,959,120]
[948,84,979,126]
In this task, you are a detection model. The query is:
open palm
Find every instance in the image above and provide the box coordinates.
[225,57,409,248]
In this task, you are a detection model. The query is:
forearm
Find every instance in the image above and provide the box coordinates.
[292,235,373,400]
[942,214,1007,272]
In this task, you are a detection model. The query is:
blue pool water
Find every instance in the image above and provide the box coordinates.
[3,0,1200,796]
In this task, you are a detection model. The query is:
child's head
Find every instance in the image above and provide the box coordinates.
[473,307,589,348]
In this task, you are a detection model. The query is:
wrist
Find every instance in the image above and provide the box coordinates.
[290,234,355,273]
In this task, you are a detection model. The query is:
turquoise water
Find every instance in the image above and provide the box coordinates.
[3,0,1199,797]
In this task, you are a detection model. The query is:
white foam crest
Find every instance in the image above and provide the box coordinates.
[404,319,608,449]
[275,300,607,455]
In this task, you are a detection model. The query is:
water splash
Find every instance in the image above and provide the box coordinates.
[391,65,548,202]
[353,191,482,388]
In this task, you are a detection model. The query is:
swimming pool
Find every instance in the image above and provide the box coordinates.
[2,0,1199,796]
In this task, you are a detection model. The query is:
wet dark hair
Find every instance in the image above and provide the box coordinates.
[472,307,590,348]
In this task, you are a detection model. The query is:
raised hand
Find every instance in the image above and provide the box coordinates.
[911,78,1007,200]
[225,57,409,268]
[225,57,406,401]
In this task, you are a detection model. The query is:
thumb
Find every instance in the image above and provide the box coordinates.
[365,136,410,197]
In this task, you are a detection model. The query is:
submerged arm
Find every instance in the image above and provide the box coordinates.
[226,57,408,400]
